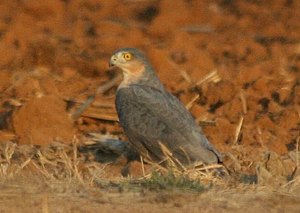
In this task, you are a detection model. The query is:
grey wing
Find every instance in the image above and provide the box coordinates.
[131,85,222,160]
[116,88,168,161]
[116,86,221,164]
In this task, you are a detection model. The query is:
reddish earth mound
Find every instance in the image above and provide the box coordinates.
[12,95,75,145]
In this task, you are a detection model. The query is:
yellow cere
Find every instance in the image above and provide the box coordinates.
[123,53,132,61]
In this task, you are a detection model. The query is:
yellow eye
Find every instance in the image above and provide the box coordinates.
[123,53,132,61]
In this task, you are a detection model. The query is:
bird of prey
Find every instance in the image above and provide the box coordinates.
[109,48,222,165]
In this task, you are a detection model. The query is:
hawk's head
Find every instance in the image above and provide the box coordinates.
[109,48,163,89]
[109,48,148,76]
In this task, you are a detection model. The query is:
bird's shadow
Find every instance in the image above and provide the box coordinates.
[78,137,140,176]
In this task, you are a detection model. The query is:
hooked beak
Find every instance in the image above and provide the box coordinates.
[108,55,121,72]
[109,55,118,67]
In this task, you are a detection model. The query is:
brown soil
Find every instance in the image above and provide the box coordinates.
[0,0,299,211]
[1,176,300,213]
[12,95,75,145]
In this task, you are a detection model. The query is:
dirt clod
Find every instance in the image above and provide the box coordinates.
[12,95,75,145]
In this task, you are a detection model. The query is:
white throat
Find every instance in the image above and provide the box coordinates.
[118,67,144,89]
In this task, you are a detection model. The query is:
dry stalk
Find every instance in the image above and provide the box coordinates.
[4,142,16,164]
[72,137,84,184]
[194,164,225,171]
[65,99,114,109]
[158,142,186,172]
[31,161,52,178]
[233,116,244,145]
[15,157,32,174]
[60,150,74,177]
[140,156,145,177]
[86,163,107,186]
[282,176,300,188]
[240,90,247,114]
[143,158,168,173]
[96,74,122,94]
[37,150,57,166]
[179,147,191,165]
[0,164,8,177]
[198,120,216,126]
[150,142,226,185]
[71,74,122,120]
[256,126,267,150]
[225,152,242,171]
[168,59,192,83]
[81,110,118,121]
[185,94,199,110]
[195,69,221,86]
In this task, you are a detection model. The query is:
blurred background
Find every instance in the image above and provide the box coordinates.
[0,0,299,174]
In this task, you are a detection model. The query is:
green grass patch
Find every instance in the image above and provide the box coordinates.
[137,171,205,192]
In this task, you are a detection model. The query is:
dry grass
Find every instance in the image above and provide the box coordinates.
[0,137,299,212]
[126,141,229,192]
[0,134,300,196]
[0,139,104,186]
